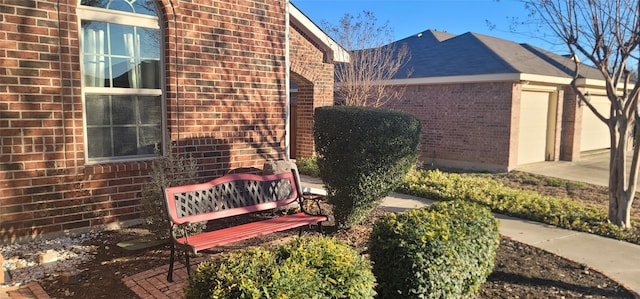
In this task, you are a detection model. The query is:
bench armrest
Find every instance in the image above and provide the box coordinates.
[170,221,194,244]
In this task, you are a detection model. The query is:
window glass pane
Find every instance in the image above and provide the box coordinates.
[82,21,108,87]
[110,57,133,88]
[113,127,138,156]
[139,28,160,59]
[133,1,158,16]
[112,95,135,125]
[86,95,110,126]
[106,1,134,14]
[81,0,158,16]
[109,23,134,56]
[84,57,109,87]
[139,60,159,88]
[138,96,161,124]
[87,127,113,158]
[139,126,161,154]
[82,21,108,55]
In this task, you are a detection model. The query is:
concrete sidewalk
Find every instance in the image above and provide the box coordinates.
[300,175,640,296]
[515,151,612,187]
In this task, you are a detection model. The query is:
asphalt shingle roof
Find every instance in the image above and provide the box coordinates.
[392,29,603,80]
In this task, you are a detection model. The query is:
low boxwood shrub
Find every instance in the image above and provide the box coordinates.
[184,236,376,299]
[369,201,499,299]
[295,156,320,177]
[398,169,640,244]
[314,106,421,228]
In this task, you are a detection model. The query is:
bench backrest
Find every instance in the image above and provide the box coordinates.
[164,171,301,225]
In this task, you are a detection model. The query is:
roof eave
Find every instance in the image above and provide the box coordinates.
[384,73,589,86]
[288,3,350,63]
[368,73,583,86]
[574,77,607,88]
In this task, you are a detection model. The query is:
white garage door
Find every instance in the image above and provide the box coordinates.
[581,95,610,152]
[518,91,551,165]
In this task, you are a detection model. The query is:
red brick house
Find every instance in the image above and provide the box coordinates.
[0,0,347,244]
[385,30,610,172]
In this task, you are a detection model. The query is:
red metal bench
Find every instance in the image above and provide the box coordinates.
[163,170,327,282]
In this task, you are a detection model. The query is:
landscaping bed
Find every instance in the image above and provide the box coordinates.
[4,171,636,298]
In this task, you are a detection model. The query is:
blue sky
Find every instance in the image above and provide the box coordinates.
[292,0,566,53]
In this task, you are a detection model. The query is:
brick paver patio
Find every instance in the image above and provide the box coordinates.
[1,260,204,299]
[1,282,51,299]
[121,257,206,299]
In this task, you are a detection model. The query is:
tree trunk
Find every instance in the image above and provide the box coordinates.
[608,118,639,229]
[609,180,633,227]
[609,180,633,228]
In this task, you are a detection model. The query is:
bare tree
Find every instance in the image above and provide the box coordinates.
[525,0,640,228]
[323,11,411,107]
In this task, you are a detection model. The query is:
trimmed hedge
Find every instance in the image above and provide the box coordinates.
[184,236,376,299]
[314,106,421,228]
[369,201,499,299]
[398,169,640,244]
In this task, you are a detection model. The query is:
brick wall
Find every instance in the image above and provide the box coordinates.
[390,82,515,171]
[560,87,582,160]
[0,0,290,244]
[289,24,334,158]
[551,88,565,162]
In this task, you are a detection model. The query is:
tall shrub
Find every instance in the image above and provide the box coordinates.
[140,143,203,240]
[314,106,421,228]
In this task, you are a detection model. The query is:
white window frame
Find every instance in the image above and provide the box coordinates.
[77,3,166,164]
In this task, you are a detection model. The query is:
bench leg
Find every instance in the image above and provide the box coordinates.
[167,243,175,282]
[298,223,324,237]
[186,251,191,279]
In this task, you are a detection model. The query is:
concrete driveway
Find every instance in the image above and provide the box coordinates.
[515,151,612,187]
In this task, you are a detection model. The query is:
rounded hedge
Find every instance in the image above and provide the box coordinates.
[184,236,376,299]
[368,201,499,299]
[314,106,421,228]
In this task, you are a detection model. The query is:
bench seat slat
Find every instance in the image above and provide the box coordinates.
[176,212,327,253]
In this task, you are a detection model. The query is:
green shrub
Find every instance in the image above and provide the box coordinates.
[398,169,640,244]
[314,106,421,228]
[140,143,205,240]
[296,156,320,177]
[566,181,586,196]
[369,201,499,299]
[185,236,376,299]
[544,177,564,187]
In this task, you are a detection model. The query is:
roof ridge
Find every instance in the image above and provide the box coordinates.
[465,33,520,73]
